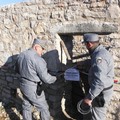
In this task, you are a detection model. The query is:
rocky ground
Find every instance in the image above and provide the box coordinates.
[0,101,41,120]
[0,102,22,120]
[0,84,120,120]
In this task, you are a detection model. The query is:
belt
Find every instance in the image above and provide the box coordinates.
[21,77,38,84]
[103,85,113,91]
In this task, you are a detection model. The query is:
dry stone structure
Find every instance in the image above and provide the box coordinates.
[0,0,120,120]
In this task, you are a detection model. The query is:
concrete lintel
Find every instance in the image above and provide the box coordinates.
[58,23,118,35]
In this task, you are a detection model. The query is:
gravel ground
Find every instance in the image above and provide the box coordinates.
[0,84,119,120]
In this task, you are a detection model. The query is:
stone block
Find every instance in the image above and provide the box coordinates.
[58,22,118,35]
[46,93,63,102]
[46,87,64,95]
[48,101,61,109]
[6,76,13,82]
[49,108,62,116]
[0,79,7,85]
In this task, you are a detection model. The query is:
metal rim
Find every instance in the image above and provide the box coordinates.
[77,99,91,115]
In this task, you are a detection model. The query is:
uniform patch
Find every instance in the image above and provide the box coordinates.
[96,57,102,64]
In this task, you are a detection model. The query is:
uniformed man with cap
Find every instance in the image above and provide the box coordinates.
[82,33,114,120]
[16,38,57,120]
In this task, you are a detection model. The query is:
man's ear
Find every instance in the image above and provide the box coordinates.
[33,44,38,51]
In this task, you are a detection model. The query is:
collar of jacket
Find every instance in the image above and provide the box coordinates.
[90,44,104,58]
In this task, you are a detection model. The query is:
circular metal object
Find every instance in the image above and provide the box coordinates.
[77,99,91,115]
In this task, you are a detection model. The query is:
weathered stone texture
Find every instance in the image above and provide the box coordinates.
[0,0,120,120]
[58,22,118,34]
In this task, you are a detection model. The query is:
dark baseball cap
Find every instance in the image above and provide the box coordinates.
[32,38,48,49]
[83,33,99,43]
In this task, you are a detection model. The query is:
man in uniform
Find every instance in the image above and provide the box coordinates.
[16,38,56,120]
[83,33,114,120]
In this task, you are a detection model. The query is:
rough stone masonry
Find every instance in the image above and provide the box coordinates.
[0,0,120,120]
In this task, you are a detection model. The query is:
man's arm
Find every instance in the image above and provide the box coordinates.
[35,57,57,84]
[84,57,107,104]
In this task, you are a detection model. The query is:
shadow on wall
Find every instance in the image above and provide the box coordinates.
[0,49,67,120]
[42,49,62,75]
[42,49,67,119]
[0,54,41,120]
[42,49,85,119]
[0,49,91,120]
[0,54,22,120]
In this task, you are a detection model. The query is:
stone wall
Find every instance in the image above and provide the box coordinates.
[0,0,120,120]
[0,0,120,77]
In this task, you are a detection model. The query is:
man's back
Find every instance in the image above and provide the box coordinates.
[90,44,114,88]
[17,48,42,82]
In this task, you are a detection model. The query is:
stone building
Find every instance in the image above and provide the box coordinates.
[0,0,120,120]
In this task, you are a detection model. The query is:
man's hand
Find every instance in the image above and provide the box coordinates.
[83,98,92,106]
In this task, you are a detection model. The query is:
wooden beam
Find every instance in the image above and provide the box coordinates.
[60,40,71,60]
